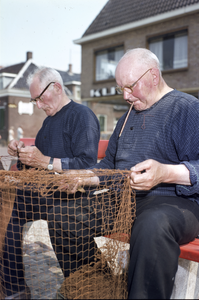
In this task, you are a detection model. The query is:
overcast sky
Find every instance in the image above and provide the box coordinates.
[0,0,108,73]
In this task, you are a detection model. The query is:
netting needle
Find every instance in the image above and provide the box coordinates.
[119,103,134,137]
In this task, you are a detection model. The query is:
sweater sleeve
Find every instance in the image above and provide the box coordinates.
[172,97,199,197]
[176,161,199,196]
[61,108,100,170]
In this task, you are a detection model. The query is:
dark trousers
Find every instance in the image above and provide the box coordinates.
[128,195,199,299]
[48,195,199,299]
[2,189,108,296]
[48,192,116,277]
[2,188,59,296]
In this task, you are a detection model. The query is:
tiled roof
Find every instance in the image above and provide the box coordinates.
[13,63,38,90]
[0,63,25,74]
[1,61,80,91]
[58,70,81,83]
[83,0,199,36]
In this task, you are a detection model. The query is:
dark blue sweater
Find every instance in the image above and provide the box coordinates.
[35,100,100,170]
[95,90,199,204]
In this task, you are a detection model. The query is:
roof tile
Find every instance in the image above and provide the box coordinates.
[83,0,199,36]
[0,63,25,74]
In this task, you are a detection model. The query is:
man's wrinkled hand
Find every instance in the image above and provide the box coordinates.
[57,170,98,194]
[17,146,45,168]
[59,176,83,194]
[8,140,25,157]
[130,159,166,190]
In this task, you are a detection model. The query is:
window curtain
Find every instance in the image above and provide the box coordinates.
[115,48,124,63]
[173,35,188,69]
[107,48,123,79]
[96,47,124,81]
[149,40,163,70]
[96,53,107,80]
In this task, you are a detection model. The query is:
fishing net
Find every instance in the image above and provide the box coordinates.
[0,159,136,299]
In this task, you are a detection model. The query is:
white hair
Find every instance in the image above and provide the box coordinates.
[119,48,162,75]
[27,67,65,90]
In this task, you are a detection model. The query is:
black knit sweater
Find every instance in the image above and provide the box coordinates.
[35,100,100,170]
[95,90,199,204]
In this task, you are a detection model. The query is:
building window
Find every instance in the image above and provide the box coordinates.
[0,73,16,90]
[75,86,81,101]
[148,30,188,71]
[113,118,120,130]
[97,114,107,132]
[95,46,124,81]
[0,106,5,129]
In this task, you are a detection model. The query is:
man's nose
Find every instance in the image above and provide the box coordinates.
[123,90,131,100]
[36,99,43,109]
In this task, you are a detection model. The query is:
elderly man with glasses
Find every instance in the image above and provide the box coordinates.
[51,48,199,299]
[3,67,100,299]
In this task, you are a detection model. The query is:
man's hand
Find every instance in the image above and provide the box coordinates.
[130,159,168,190]
[8,139,25,157]
[58,170,100,194]
[17,146,46,168]
[59,175,83,193]
[130,159,191,190]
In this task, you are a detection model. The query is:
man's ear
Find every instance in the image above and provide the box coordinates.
[151,68,160,86]
[54,82,62,94]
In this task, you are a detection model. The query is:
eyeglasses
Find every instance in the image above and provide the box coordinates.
[30,82,55,104]
[115,68,152,95]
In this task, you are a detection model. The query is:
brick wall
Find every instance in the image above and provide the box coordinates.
[81,12,199,98]
[8,96,46,139]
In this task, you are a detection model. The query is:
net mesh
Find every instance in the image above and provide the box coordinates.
[0,159,136,299]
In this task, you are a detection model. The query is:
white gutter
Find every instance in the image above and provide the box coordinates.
[64,81,81,85]
[0,89,30,98]
[0,73,16,78]
[74,3,199,44]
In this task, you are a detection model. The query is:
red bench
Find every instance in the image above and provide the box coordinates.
[179,238,199,262]
[20,138,36,146]
[10,138,199,263]
[97,140,109,160]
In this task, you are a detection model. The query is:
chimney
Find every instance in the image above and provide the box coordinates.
[68,63,73,74]
[26,51,33,61]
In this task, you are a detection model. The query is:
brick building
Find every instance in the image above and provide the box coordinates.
[75,0,199,139]
[0,52,81,144]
